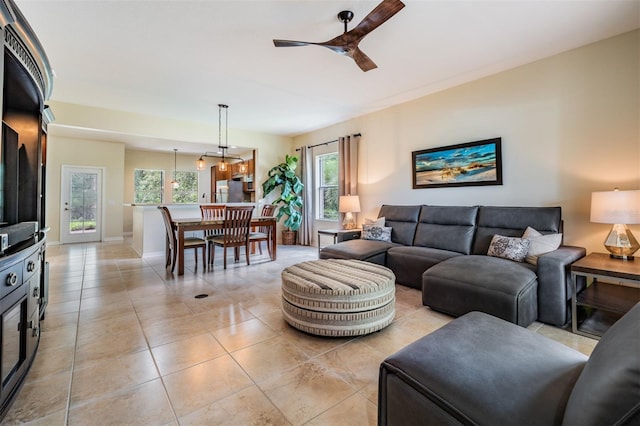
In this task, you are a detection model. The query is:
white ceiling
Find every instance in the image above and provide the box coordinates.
[15,0,640,154]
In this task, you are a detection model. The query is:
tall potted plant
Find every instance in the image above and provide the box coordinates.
[262,155,304,245]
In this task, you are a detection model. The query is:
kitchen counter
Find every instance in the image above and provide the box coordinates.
[130,203,256,257]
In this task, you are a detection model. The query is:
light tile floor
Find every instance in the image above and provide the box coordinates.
[4,240,598,425]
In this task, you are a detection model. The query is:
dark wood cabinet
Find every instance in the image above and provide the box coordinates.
[0,0,53,420]
[0,239,45,415]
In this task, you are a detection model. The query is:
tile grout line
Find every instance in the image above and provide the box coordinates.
[62,244,87,426]
[130,255,184,424]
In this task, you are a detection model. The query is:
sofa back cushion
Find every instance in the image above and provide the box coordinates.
[562,303,640,425]
[413,206,478,254]
[472,206,562,255]
[378,205,421,246]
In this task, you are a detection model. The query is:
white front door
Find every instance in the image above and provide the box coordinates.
[60,166,103,244]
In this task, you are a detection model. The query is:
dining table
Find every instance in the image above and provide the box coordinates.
[172,216,277,276]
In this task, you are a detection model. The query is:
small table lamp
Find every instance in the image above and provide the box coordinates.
[339,195,360,230]
[590,189,640,260]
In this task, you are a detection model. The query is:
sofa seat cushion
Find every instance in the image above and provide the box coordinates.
[422,255,538,326]
[386,246,462,290]
[319,239,398,265]
[379,312,587,426]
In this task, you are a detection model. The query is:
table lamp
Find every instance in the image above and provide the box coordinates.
[590,189,640,260]
[339,195,360,230]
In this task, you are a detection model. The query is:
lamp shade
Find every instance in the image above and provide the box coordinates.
[339,195,361,213]
[591,190,640,224]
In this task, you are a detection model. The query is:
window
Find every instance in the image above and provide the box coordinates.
[134,169,164,203]
[316,152,338,220]
[172,171,199,203]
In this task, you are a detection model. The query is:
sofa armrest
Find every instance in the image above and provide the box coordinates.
[536,245,586,326]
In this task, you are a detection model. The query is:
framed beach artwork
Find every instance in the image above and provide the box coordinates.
[412,138,502,189]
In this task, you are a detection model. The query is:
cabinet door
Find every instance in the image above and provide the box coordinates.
[26,274,39,320]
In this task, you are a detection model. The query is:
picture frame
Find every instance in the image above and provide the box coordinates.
[412,137,502,189]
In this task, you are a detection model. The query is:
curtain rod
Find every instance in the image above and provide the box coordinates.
[295,133,361,151]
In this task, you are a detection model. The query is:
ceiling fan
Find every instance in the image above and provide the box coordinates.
[273,0,405,72]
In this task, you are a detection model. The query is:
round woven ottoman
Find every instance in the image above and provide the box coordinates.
[281,259,396,337]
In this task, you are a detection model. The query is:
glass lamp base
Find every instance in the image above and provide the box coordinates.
[342,212,356,230]
[604,224,639,261]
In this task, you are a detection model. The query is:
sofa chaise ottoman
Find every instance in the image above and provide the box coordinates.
[378,303,640,425]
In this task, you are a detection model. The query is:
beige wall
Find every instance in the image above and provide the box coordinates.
[294,30,640,253]
[48,101,225,145]
[45,136,125,243]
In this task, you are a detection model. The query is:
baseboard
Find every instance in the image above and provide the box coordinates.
[103,236,124,242]
[141,250,164,258]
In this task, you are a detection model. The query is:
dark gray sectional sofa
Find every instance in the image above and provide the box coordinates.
[319,205,586,326]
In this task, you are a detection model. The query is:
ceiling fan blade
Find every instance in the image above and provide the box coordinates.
[273,39,313,48]
[351,48,378,72]
[350,0,405,41]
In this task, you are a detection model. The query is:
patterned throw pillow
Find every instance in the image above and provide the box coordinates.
[362,225,392,242]
[487,234,531,262]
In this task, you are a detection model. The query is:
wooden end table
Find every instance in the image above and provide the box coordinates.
[571,252,640,339]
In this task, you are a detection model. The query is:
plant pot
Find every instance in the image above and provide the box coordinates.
[282,230,297,245]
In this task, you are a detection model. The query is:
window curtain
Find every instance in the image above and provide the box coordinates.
[338,134,360,224]
[298,145,313,246]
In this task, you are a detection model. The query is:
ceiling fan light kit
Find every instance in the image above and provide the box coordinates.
[273,0,405,72]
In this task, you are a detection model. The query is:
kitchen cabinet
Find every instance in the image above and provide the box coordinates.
[210,151,256,203]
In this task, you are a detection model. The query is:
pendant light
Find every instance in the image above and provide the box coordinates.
[195,104,245,171]
[218,151,228,172]
[218,104,228,172]
[196,156,206,171]
[170,148,179,189]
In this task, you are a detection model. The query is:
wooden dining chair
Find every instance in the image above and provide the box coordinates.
[249,204,276,257]
[200,205,226,264]
[209,205,255,269]
[158,206,206,272]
